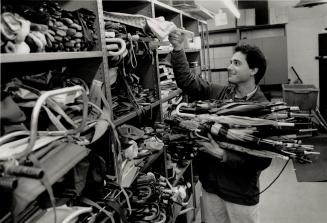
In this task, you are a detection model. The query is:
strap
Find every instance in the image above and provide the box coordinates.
[104,182,132,215]
[97,82,122,183]
[61,207,92,223]
[105,199,128,223]
[42,105,67,131]
[80,197,115,223]
[26,154,57,223]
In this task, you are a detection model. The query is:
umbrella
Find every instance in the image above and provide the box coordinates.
[176,103,296,127]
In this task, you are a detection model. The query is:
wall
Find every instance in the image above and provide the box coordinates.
[195,0,327,88]
[268,0,327,87]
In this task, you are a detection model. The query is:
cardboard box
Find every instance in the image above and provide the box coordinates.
[238,9,256,26]
[269,7,288,24]
[245,9,255,26]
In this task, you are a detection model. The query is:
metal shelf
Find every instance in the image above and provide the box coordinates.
[238,23,287,31]
[158,48,200,55]
[0,51,103,63]
[161,88,182,102]
[173,160,191,187]
[153,0,181,14]
[158,49,172,55]
[114,100,160,126]
[139,148,165,173]
[209,43,237,48]
[211,68,228,72]
[185,48,201,53]
[209,23,287,34]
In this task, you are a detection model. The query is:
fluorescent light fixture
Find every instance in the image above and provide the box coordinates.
[294,0,327,7]
[221,0,240,19]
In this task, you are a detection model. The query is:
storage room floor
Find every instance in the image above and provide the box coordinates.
[195,158,327,223]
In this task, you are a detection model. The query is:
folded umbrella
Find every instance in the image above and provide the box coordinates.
[176,103,296,127]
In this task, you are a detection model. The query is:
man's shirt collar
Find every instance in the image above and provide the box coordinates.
[234,86,258,101]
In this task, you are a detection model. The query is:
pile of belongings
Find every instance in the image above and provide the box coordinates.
[1,1,97,53]
[103,20,158,119]
[163,100,320,164]
[0,72,118,222]
[127,172,190,222]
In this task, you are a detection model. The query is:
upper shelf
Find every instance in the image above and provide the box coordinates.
[208,43,237,48]
[152,0,207,24]
[209,23,287,34]
[0,51,103,64]
[237,23,287,31]
[153,0,180,14]
[158,48,200,55]
[102,0,152,17]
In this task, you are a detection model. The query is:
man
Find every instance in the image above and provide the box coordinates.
[168,30,272,223]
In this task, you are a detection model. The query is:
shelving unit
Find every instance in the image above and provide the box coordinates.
[0,1,108,221]
[103,2,209,221]
[1,0,210,222]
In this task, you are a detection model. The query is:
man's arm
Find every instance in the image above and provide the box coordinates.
[169,31,212,100]
[171,50,212,100]
[199,134,271,171]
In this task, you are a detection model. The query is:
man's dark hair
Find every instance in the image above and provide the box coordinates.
[234,44,267,84]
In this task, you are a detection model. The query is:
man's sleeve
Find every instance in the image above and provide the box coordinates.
[171,50,211,100]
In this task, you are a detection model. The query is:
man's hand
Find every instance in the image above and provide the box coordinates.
[168,30,184,51]
[198,133,226,161]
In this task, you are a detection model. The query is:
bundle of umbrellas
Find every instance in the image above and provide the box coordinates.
[164,100,320,163]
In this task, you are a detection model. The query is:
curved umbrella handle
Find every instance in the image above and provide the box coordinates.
[176,102,196,118]
[26,85,88,156]
[106,37,126,56]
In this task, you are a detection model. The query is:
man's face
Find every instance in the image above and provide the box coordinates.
[227,52,256,85]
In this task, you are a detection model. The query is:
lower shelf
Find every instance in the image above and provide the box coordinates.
[121,149,165,187]
[161,88,183,103]
[173,161,191,187]
[174,180,201,223]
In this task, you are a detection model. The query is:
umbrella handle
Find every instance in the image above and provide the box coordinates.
[26,86,88,157]
[277,122,295,127]
[176,103,196,118]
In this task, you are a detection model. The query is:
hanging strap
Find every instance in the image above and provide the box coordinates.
[61,207,92,223]
[79,197,116,223]
[89,80,122,183]
[27,154,57,223]
[42,105,67,131]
